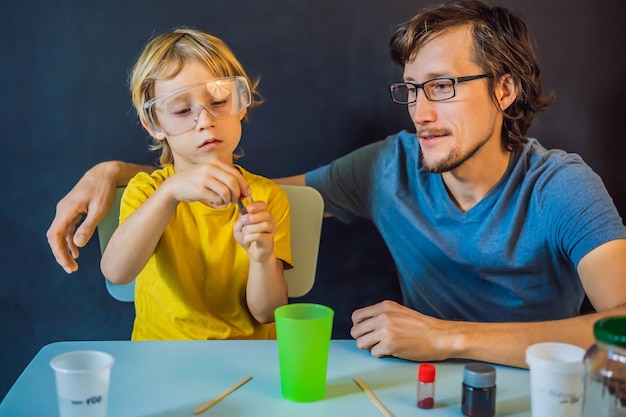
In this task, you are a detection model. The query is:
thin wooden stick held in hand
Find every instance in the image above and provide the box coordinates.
[193,376,253,415]
[353,377,394,417]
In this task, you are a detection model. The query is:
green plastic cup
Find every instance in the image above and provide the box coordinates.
[275,303,334,402]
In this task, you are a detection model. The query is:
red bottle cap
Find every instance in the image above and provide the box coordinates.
[418,363,436,383]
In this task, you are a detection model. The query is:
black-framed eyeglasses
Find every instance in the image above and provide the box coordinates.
[389,74,492,104]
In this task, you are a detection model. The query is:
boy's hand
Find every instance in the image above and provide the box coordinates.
[234,200,276,263]
[162,160,251,207]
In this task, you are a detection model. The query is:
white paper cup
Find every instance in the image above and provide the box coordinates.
[50,350,114,417]
[525,342,584,417]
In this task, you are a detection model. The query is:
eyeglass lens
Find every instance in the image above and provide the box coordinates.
[391,79,456,103]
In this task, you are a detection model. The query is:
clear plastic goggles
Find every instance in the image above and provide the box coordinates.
[143,76,252,136]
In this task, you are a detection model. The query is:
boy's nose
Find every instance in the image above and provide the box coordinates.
[194,105,217,128]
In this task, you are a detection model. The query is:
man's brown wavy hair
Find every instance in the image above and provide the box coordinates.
[390,0,555,150]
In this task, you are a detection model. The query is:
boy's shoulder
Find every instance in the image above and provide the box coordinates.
[128,165,173,188]
[237,165,285,197]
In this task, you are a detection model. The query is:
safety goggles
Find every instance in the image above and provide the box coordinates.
[143,76,252,136]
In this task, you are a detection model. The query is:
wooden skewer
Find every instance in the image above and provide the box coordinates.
[193,376,253,415]
[353,377,393,417]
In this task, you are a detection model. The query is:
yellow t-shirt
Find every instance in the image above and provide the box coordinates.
[120,164,292,340]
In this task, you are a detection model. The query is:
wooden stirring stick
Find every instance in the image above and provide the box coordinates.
[194,376,253,415]
[353,377,394,417]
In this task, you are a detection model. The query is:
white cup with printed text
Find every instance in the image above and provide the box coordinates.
[50,350,114,417]
[526,342,585,417]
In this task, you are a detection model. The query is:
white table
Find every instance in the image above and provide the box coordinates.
[0,340,530,416]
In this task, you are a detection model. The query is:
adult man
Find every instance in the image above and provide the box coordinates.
[47,0,626,368]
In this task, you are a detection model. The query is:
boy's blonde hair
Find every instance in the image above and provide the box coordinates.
[129,28,261,166]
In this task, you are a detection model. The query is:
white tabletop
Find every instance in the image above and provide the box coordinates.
[0,340,530,416]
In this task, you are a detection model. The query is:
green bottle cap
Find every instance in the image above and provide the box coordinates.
[594,316,626,348]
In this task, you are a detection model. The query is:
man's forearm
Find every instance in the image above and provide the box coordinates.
[86,161,155,187]
[455,304,626,368]
[273,174,306,186]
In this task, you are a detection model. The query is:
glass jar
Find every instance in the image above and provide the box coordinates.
[580,316,626,416]
[461,363,496,417]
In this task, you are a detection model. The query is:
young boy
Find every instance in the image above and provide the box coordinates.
[100,28,291,340]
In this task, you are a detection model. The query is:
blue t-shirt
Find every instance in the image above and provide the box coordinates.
[306,130,626,322]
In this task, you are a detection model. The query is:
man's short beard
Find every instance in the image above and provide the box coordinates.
[421,136,490,173]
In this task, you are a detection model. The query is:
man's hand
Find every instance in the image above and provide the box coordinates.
[350,300,457,362]
[46,172,118,273]
[46,161,153,273]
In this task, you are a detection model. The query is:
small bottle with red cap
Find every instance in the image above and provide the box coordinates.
[417,363,436,409]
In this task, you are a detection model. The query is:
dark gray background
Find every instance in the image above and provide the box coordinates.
[2,0,625,400]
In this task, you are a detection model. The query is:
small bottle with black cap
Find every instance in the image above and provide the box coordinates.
[461,363,496,417]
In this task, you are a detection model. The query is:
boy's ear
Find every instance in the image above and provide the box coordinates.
[141,118,166,140]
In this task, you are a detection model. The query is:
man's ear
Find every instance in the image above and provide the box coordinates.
[496,74,518,111]
[141,118,166,140]
[238,109,247,121]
